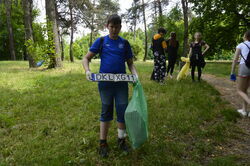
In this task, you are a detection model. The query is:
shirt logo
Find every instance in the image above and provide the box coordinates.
[105,44,110,47]
[118,43,124,49]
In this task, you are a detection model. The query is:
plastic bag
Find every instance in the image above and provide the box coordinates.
[177,57,190,81]
[125,80,148,149]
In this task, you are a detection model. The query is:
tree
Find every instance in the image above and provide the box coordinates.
[142,0,148,61]
[76,0,119,46]
[22,0,36,67]
[124,0,140,41]
[45,0,62,68]
[5,0,16,60]
[69,0,74,62]
[181,0,188,57]
[189,0,250,58]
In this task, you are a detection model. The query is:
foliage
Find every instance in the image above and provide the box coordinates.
[189,0,250,58]
[150,5,185,58]
[0,61,247,165]
[0,0,25,60]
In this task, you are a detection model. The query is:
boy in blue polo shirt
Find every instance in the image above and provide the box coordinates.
[82,14,138,157]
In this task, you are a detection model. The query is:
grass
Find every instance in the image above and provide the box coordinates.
[204,62,232,77]
[0,60,246,165]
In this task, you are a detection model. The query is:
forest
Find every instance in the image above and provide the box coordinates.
[1,0,249,67]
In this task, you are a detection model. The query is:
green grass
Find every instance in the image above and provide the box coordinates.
[204,62,232,77]
[0,60,246,165]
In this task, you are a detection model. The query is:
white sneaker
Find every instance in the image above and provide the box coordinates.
[237,109,247,117]
[170,75,173,79]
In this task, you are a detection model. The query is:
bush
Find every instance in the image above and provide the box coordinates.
[211,50,234,60]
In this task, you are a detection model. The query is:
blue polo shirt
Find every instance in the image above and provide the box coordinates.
[89,35,133,74]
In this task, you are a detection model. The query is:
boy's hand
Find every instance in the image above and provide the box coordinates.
[86,70,92,81]
[230,74,236,82]
[133,74,139,83]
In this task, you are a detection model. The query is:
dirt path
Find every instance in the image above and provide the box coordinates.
[203,74,250,163]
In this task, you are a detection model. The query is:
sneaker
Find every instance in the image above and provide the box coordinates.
[118,138,130,153]
[170,75,173,79]
[99,143,109,158]
[237,109,247,117]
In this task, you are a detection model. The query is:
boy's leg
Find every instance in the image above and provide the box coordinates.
[98,83,114,157]
[114,82,130,152]
[100,122,111,140]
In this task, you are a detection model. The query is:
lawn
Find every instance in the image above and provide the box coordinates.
[0,60,246,165]
[204,62,232,77]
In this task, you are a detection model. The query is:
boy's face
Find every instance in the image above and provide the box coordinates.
[107,23,121,39]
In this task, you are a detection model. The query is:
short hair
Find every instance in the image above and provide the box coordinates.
[245,30,250,41]
[107,14,121,25]
[158,28,167,34]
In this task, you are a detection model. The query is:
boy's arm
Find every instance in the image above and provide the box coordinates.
[127,58,138,78]
[82,51,96,80]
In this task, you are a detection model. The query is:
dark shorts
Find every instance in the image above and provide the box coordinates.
[98,82,128,123]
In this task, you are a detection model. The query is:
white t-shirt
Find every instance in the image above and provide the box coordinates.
[237,41,250,64]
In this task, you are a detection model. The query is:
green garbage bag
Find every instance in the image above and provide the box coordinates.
[125,80,148,149]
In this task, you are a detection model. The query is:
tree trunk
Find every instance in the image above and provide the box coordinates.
[181,0,189,57]
[45,0,62,68]
[132,0,137,41]
[22,0,36,68]
[142,0,148,61]
[157,0,162,17]
[89,0,95,46]
[69,2,74,62]
[55,3,63,61]
[60,34,64,61]
[154,0,157,18]
[157,0,164,27]
[5,0,16,60]
[0,0,2,59]
[89,26,93,46]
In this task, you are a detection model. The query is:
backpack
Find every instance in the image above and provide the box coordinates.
[98,37,129,56]
[240,42,250,68]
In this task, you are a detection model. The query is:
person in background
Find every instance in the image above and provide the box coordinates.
[82,14,138,157]
[166,32,179,79]
[188,32,210,82]
[150,28,167,83]
[231,30,250,117]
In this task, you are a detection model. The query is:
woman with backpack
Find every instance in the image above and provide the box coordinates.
[231,30,250,117]
[166,32,179,79]
[188,32,210,82]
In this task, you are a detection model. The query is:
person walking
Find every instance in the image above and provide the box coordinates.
[231,30,250,117]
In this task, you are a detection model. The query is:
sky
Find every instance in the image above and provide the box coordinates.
[33,0,180,40]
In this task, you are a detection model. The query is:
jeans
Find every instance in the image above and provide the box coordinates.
[98,82,128,123]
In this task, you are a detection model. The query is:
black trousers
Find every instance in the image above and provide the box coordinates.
[191,64,202,81]
[167,56,177,75]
